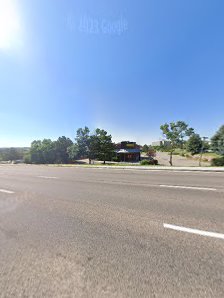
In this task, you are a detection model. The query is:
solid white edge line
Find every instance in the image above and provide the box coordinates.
[159,185,217,191]
[163,223,224,240]
[0,189,15,194]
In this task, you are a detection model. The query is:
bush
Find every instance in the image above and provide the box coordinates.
[140,159,158,166]
[24,153,31,164]
[112,156,119,162]
[211,157,224,166]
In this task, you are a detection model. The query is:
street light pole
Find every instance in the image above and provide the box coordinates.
[199,137,208,167]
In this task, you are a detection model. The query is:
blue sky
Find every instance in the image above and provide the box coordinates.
[0,0,224,146]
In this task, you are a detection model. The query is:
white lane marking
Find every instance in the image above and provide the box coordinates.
[0,189,15,194]
[163,223,224,240]
[159,185,216,191]
[37,176,58,179]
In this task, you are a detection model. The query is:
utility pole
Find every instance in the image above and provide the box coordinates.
[199,137,208,166]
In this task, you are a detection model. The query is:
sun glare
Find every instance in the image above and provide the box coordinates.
[0,0,22,50]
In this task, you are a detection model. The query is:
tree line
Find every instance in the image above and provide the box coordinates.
[1,122,224,166]
[0,147,29,162]
[25,122,224,166]
[24,127,115,164]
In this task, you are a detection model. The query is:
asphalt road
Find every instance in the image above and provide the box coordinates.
[0,165,224,297]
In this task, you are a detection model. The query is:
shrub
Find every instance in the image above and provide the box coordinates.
[140,159,158,166]
[153,159,159,165]
[211,157,224,166]
[24,154,31,164]
[112,156,119,162]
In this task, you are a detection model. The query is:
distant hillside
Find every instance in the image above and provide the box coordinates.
[0,147,30,161]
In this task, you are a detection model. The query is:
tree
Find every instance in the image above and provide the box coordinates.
[211,125,224,155]
[186,134,202,155]
[55,136,73,163]
[75,127,91,163]
[30,140,44,164]
[160,121,194,166]
[28,137,73,164]
[41,139,56,163]
[67,144,79,162]
[2,148,21,162]
[29,139,56,164]
[142,144,149,153]
[90,128,115,164]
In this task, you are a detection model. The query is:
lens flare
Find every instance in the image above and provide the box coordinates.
[0,0,22,50]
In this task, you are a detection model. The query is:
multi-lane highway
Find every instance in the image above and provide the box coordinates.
[0,165,224,297]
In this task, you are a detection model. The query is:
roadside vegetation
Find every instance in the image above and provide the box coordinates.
[1,123,224,167]
[152,122,224,166]
[160,121,194,166]
[0,147,29,163]
[140,159,158,166]
[23,127,115,165]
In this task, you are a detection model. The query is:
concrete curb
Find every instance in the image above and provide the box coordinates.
[15,163,224,173]
[55,165,224,173]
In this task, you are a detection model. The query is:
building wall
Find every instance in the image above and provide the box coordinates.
[116,141,141,162]
[120,141,137,149]
[118,152,140,162]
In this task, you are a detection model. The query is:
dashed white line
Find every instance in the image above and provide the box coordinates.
[159,185,217,191]
[37,176,58,179]
[163,223,224,240]
[0,189,15,194]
